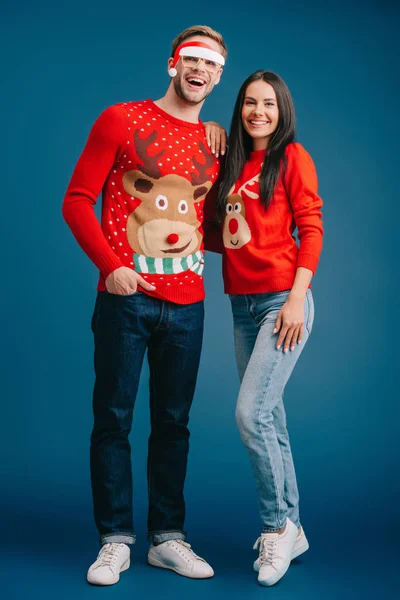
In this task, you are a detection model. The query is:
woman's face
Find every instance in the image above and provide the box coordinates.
[241,80,279,149]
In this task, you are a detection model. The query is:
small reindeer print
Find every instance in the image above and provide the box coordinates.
[222,171,262,250]
[223,195,251,249]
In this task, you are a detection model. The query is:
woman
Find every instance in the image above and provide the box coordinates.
[211,70,323,586]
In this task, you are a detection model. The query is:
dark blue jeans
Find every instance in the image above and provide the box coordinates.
[90,291,204,546]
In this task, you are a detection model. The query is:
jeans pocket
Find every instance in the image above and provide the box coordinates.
[305,290,315,334]
[106,290,141,298]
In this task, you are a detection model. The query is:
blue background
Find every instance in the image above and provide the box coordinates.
[2,0,398,598]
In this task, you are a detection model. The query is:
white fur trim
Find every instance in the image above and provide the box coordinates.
[179,46,225,66]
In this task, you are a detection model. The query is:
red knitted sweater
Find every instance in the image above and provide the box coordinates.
[63,100,220,304]
[205,142,323,293]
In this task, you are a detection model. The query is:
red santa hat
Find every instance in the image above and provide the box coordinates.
[168,41,225,77]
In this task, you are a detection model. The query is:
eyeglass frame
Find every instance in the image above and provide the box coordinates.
[180,55,222,73]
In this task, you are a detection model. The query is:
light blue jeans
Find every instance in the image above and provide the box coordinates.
[230,289,314,532]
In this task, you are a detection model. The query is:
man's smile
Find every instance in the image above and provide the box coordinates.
[185,75,207,90]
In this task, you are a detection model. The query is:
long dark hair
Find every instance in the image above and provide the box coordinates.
[217,70,296,221]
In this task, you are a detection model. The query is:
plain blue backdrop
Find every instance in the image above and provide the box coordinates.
[2,0,398,598]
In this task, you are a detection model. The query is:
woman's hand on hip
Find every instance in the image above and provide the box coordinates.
[273,294,305,352]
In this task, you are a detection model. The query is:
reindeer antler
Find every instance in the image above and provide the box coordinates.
[191,142,214,186]
[237,172,261,200]
[135,130,165,179]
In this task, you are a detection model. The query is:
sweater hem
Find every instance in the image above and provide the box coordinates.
[224,274,312,295]
[97,276,205,305]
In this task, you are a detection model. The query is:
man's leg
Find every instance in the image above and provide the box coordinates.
[146,299,204,540]
[90,291,151,546]
[145,299,213,578]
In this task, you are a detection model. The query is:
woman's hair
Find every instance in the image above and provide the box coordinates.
[217,70,296,221]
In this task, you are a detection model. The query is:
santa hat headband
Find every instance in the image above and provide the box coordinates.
[168,41,225,77]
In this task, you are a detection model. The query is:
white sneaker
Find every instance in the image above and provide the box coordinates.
[253,525,309,572]
[148,539,214,579]
[254,518,298,586]
[87,543,130,585]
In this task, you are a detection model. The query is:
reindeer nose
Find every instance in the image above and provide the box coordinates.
[167,233,180,245]
[229,218,239,235]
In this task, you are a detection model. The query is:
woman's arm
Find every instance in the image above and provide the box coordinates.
[274,266,313,352]
[274,144,323,352]
[285,143,324,273]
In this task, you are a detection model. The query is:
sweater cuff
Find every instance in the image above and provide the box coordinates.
[297,252,320,274]
[98,254,125,280]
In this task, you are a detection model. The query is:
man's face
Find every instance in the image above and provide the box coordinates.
[168,35,224,106]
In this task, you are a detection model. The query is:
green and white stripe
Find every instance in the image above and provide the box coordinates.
[133,250,204,276]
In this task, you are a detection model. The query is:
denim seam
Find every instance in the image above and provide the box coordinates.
[101,532,136,536]
[91,296,99,333]
[148,351,159,509]
[147,331,166,510]
[154,300,166,331]
[100,533,136,539]
[148,529,186,535]
[305,291,313,334]
[256,347,285,530]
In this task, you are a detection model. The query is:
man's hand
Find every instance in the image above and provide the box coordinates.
[105,267,156,295]
[204,121,227,157]
[273,294,305,353]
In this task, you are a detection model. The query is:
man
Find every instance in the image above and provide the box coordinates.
[62,25,227,585]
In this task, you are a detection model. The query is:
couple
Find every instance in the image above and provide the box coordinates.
[63,24,323,588]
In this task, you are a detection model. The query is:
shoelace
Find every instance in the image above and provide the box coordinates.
[96,543,123,569]
[169,539,205,563]
[253,536,278,566]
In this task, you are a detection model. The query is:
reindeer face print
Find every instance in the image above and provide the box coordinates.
[123,131,213,258]
[223,194,251,249]
[223,171,261,250]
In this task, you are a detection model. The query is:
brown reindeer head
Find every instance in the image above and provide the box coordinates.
[222,177,256,250]
[122,130,214,257]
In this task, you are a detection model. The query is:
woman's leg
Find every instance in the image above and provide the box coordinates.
[233,291,314,531]
[272,398,300,527]
[230,294,259,381]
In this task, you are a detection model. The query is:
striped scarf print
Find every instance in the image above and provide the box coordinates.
[133,250,204,276]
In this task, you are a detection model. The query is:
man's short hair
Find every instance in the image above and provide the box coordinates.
[171,25,228,60]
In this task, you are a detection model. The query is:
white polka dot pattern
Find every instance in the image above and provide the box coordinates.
[100,99,220,302]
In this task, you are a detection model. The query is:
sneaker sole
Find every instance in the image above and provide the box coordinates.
[87,559,130,586]
[253,539,309,572]
[148,554,214,579]
[258,559,291,587]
